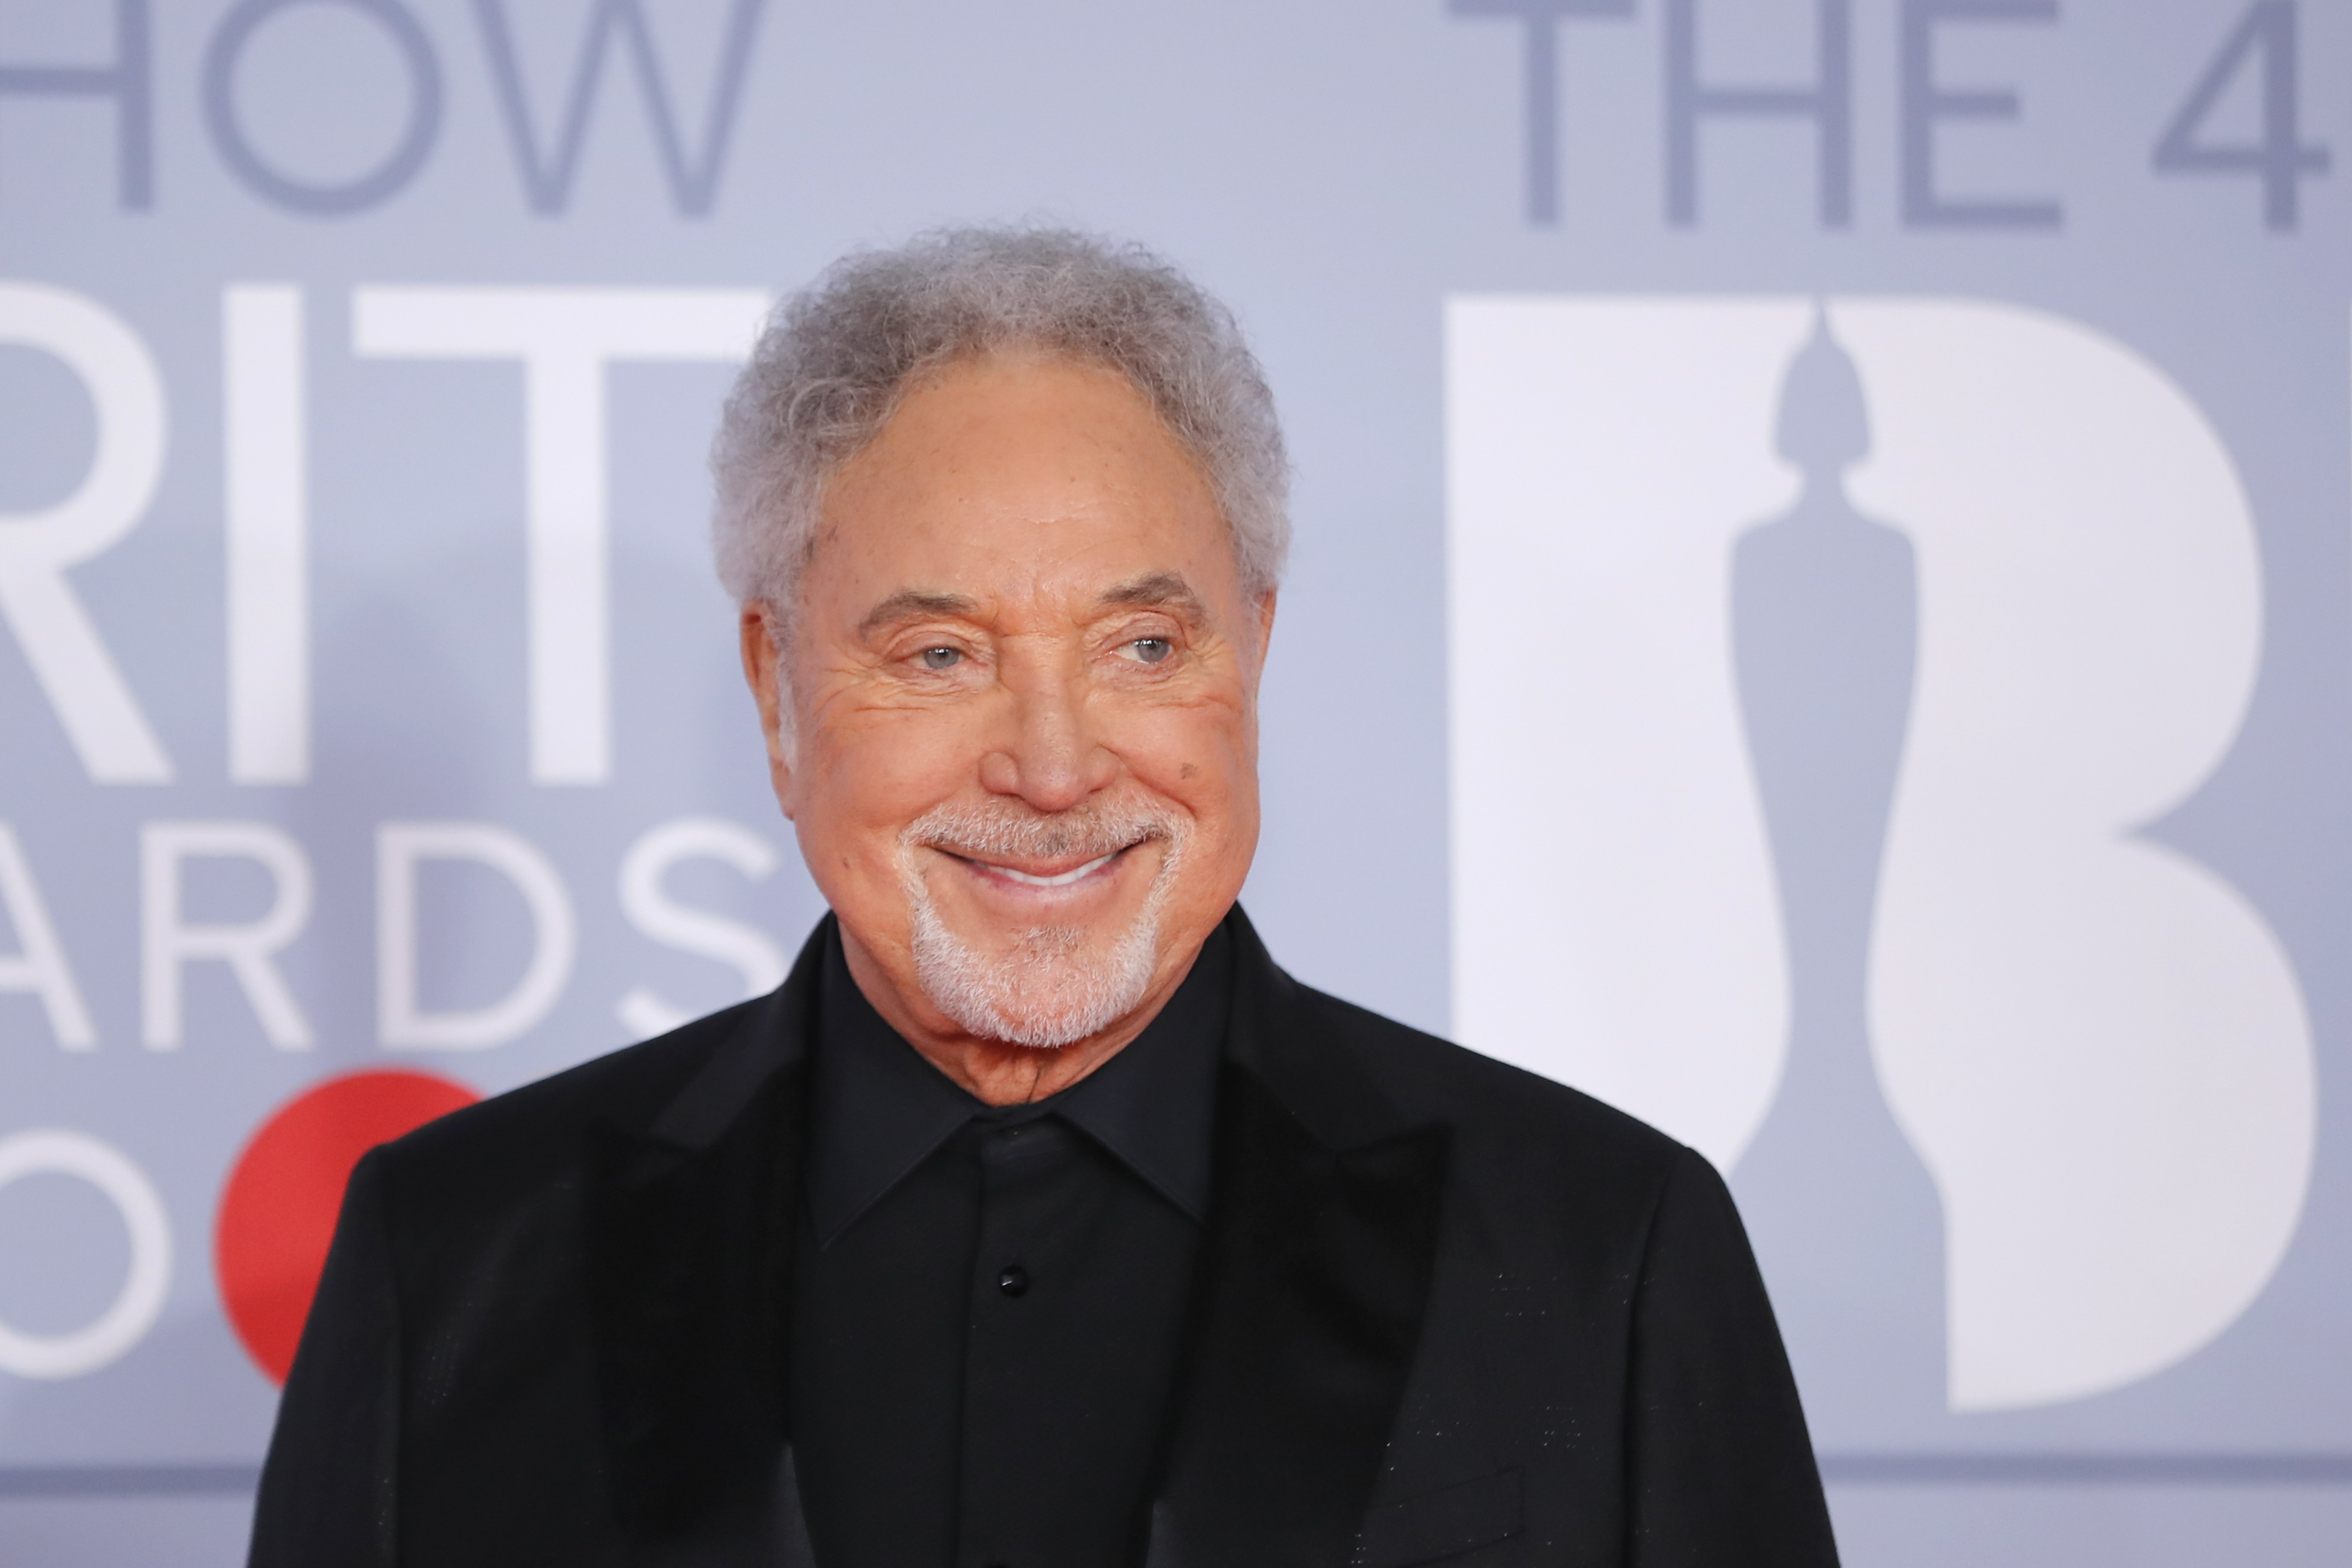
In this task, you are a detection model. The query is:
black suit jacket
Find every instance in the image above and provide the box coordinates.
[250,909,1837,1568]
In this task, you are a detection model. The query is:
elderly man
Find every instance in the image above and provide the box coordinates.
[250,230,1836,1568]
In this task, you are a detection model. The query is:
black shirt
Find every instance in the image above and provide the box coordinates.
[787,924,1229,1568]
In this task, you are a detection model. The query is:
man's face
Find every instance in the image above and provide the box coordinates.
[743,352,1272,1052]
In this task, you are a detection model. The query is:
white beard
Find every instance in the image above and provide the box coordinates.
[898,796,1188,1049]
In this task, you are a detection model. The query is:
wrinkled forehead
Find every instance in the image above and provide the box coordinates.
[798,355,1243,626]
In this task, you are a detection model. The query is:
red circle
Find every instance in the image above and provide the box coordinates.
[214,1069,478,1384]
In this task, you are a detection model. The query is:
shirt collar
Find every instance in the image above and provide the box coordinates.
[804,921,1230,1246]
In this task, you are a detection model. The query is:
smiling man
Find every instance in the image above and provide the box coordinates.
[250,230,1838,1568]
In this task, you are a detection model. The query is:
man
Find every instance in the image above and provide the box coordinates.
[251,228,1837,1568]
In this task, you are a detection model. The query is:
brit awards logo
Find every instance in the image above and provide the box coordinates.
[1444,297,2315,1424]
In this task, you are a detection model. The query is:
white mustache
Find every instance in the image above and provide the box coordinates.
[902,798,1180,866]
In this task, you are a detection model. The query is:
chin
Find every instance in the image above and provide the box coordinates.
[903,888,1168,1048]
[909,842,1198,1047]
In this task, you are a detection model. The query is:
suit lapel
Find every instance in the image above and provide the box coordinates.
[1148,913,1454,1568]
[583,922,826,1563]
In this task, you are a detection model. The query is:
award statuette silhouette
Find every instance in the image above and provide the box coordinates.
[1727,312,1949,1444]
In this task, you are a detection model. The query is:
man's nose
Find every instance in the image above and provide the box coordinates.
[979,662,1115,811]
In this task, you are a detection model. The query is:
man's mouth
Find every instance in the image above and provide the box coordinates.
[945,845,1134,888]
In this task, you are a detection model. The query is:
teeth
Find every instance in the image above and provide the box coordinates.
[990,851,1119,888]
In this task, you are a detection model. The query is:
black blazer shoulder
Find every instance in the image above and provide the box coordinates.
[1292,974,1684,1171]
[366,952,815,1253]
[1252,955,1700,1256]
[379,997,759,1188]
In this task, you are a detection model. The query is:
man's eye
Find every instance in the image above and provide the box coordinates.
[919,646,963,671]
[1130,638,1173,665]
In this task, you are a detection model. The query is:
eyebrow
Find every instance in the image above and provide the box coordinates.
[1099,572,1205,621]
[858,589,977,638]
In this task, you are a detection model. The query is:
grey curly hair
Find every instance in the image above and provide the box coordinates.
[710,227,1290,633]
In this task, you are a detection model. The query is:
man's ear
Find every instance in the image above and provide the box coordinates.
[1250,589,1278,671]
[738,605,798,813]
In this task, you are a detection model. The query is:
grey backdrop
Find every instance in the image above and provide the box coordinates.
[1,1,2346,1563]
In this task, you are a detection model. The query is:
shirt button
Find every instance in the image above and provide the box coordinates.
[998,1264,1029,1298]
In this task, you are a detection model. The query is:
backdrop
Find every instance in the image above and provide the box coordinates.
[1,2,2346,1563]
